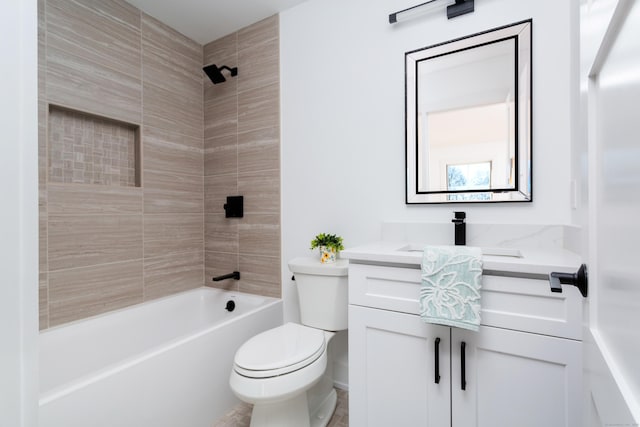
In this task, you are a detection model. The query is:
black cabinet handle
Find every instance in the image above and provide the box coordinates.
[434,337,441,384]
[461,341,467,390]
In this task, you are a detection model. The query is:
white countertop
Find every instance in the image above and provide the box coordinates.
[341,242,582,276]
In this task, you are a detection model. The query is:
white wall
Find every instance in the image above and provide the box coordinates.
[280,0,574,317]
[0,0,39,425]
[280,0,575,387]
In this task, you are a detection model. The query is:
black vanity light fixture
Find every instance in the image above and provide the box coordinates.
[203,64,238,84]
[389,0,474,24]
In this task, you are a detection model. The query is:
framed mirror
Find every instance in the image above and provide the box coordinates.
[405,20,532,204]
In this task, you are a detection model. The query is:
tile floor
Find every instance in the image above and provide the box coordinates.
[212,388,348,427]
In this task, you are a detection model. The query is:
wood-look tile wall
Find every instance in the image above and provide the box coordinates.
[38,0,204,329]
[203,16,282,299]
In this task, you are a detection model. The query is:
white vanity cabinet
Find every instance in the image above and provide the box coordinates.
[450,326,581,427]
[349,305,451,426]
[348,263,582,427]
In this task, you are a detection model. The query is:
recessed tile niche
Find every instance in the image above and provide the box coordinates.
[48,106,141,187]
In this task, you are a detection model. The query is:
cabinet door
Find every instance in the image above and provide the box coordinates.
[451,326,582,427]
[349,305,450,427]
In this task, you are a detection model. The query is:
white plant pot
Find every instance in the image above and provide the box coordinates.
[319,246,337,264]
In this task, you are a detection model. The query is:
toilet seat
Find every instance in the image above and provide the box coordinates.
[234,323,326,378]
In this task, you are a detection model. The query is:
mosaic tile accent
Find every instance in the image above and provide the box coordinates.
[48,106,139,186]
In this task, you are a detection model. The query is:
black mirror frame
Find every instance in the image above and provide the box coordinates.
[405,19,533,204]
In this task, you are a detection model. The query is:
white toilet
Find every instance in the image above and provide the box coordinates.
[229,257,348,427]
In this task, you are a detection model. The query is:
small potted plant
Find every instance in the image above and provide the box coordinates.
[310,233,344,264]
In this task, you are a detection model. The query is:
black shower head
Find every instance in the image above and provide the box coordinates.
[203,64,238,84]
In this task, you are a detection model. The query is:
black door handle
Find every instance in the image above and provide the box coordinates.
[434,337,441,384]
[549,264,588,297]
[461,341,466,390]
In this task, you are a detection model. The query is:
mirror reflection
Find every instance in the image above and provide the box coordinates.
[406,20,532,203]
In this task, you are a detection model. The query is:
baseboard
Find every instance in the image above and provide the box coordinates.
[333,381,348,391]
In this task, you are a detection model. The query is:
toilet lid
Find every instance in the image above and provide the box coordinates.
[234,323,325,378]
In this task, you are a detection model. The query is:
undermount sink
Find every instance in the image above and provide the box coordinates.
[396,244,523,258]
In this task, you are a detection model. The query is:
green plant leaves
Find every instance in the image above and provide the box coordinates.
[310,233,344,251]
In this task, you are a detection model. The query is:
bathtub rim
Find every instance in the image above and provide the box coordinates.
[40,286,278,334]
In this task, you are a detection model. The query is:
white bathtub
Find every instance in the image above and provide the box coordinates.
[39,287,282,427]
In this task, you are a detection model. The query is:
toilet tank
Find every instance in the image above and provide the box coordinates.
[288,257,348,331]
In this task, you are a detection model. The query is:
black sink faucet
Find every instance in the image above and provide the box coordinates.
[452,211,466,246]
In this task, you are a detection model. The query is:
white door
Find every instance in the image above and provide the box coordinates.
[451,326,582,427]
[348,305,450,427]
[579,0,640,423]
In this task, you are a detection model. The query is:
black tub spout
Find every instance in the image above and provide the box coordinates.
[212,271,240,281]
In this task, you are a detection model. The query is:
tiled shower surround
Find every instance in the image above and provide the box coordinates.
[38,0,281,329]
[203,17,282,299]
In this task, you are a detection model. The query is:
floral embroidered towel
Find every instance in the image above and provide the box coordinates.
[420,246,483,331]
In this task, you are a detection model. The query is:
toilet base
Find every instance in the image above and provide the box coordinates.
[250,393,309,427]
[249,386,337,427]
[309,387,337,427]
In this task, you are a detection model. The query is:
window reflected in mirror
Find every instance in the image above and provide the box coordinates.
[447,161,492,191]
